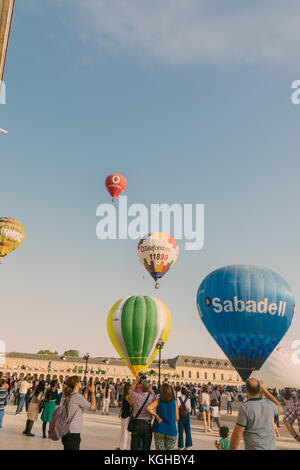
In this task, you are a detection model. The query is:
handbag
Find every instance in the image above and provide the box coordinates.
[127,394,150,433]
[39,391,46,414]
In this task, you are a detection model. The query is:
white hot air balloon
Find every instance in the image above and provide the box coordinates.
[251,347,300,389]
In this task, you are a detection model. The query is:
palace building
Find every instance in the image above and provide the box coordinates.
[2,352,241,385]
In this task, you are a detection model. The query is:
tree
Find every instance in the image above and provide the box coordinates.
[37,350,58,356]
[63,350,79,357]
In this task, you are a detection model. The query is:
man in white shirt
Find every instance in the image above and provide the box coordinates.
[16,379,31,414]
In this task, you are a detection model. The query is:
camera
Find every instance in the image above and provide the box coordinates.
[138,373,147,382]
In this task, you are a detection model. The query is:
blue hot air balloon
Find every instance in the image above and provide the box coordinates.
[197,265,295,381]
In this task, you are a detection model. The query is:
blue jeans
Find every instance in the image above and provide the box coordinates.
[16,394,25,414]
[178,413,193,449]
[0,409,4,428]
[227,401,232,414]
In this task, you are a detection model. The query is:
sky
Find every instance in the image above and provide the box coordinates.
[0,0,300,361]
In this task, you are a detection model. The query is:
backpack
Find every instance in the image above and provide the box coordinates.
[179,397,188,419]
[49,399,77,441]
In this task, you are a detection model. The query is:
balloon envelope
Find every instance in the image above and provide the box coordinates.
[251,347,300,389]
[107,296,171,377]
[105,174,127,199]
[137,233,179,284]
[0,218,25,261]
[197,265,295,381]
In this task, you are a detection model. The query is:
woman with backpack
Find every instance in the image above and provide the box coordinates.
[22,380,45,437]
[115,382,131,450]
[176,386,193,450]
[61,376,96,450]
[226,388,233,415]
[146,383,179,450]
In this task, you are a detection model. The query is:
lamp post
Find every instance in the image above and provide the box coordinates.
[155,340,165,390]
[83,353,90,380]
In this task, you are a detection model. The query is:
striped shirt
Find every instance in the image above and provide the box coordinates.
[285,402,300,432]
[129,390,156,421]
[0,388,8,411]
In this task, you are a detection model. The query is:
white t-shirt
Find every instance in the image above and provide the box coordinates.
[177,393,191,412]
[201,393,210,406]
[211,405,219,418]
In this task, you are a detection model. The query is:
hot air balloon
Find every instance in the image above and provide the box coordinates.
[105,174,127,202]
[137,233,179,289]
[251,347,300,389]
[0,218,25,262]
[107,295,171,377]
[197,265,295,382]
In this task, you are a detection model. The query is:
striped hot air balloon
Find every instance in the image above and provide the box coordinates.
[0,218,25,262]
[137,233,179,289]
[107,296,172,377]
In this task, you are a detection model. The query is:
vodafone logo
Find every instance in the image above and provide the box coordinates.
[112,176,121,184]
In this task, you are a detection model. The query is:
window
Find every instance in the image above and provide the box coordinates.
[221,374,224,381]
[204,372,207,379]
[197,372,199,379]
[188,371,191,378]
[213,373,216,380]
[181,370,184,378]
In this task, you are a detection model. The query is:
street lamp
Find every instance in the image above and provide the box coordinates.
[83,353,90,378]
[155,340,165,390]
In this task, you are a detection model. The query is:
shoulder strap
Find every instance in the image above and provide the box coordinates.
[134,394,150,419]
[66,395,78,424]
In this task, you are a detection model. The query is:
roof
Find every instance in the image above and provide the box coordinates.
[6,353,235,370]
[167,355,235,370]
[5,353,124,366]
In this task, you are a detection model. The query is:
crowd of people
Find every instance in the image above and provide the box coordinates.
[0,370,299,451]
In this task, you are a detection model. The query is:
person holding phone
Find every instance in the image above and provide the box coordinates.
[62,376,97,451]
[126,373,156,450]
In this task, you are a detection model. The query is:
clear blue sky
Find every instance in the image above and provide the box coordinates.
[1,0,299,360]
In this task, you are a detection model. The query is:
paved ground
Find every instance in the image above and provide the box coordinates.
[0,400,298,451]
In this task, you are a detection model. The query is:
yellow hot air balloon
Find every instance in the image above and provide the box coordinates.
[107,296,172,377]
[0,218,25,262]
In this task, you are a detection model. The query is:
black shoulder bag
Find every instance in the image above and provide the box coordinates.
[127,394,150,433]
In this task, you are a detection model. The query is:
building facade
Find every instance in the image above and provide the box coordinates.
[2,352,241,385]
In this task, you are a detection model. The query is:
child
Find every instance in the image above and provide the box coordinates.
[210,399,220,430]
[215,426,231,450]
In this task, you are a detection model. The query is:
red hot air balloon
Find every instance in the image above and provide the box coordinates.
[105,174,127,202]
